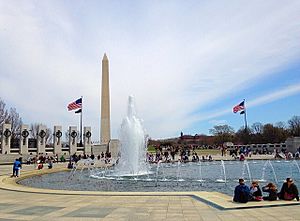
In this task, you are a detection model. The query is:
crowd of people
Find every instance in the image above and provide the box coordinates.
[67,152,112,169]
[146,149,213,163]
[233,178,299,203]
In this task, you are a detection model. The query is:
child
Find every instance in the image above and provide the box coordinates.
[250,181,263,201]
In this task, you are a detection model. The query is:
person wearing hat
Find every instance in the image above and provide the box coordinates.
[278,178,299,201]
[233,178,251,203]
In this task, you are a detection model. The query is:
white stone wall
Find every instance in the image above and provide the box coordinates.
[1,124,12,154]
[19,125,29,155]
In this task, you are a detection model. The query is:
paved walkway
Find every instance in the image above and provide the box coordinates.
[0,164,299,220]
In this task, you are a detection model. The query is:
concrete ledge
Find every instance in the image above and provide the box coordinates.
[0,168,299,211]
[192,192,300,210]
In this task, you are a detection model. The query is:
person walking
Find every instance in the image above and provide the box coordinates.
[12,158,21,177]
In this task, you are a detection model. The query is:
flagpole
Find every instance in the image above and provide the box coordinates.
[243,99,248,131]
[80,96,83,146]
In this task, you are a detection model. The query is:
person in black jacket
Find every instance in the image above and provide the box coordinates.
[262,182,278,201]
[278,178,299,201]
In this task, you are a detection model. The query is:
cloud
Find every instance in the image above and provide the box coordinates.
[248,84,300,107]
[209,119,227,126]
[192,82,300,123]
[0,1,300,139]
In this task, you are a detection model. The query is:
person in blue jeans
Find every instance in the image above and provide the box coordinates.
[12,158,21,177]
[233,178,251,203]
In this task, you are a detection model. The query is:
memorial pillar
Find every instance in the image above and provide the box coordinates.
[53,126,62,155]
[69,126,78,155]
[37,125,46,154]
[20,125,29,155]
[1,124,12,154]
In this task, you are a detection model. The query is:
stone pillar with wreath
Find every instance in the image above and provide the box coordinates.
[69,126,78,155]
[83,126,92,155]
[1,123,12,154]
[53,126,62,155]
[20,124,29,155]
[37,125,46,154]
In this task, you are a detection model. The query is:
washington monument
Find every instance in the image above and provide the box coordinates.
[100,53,111,144]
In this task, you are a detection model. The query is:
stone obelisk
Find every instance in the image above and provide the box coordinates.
[100,53,111,144]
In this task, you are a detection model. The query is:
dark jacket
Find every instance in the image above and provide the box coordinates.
[250,186,262,197]
[262,187,278,201]
[233,184,250,203]
[279,183,299,201]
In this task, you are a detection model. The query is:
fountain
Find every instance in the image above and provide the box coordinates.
[241,160,252,182]
[107,96,150,177]
[197,161,205,183]
[216,160,227,183]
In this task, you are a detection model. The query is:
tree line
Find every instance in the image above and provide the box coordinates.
[0,98,53,143]
[209,116,300,145]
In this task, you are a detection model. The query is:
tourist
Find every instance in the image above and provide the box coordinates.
[250,181,263,201]
[60,155,66,162]
[233,178,251,203]
[37,160,43,170]
[26,155,32,165]
[239,154,245,161]
[48,158,53,169]
[67,160,74,169]
[278,178,299,201]
[192,153,199,162]
[12,158,21,177]
[262,183,278,201]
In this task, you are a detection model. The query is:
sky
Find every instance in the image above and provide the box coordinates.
[0,0,300,141]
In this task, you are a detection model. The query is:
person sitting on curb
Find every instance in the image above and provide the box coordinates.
[278,178,299,201]
[250,181,263,201]
[262,182,278,201]
[233,178,251,203]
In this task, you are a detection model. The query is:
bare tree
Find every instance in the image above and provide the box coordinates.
[0,98,9,126]
[29,123,39,139]
[209,124,235,144]
[288,116,300,136]
[30,123,52,144]
[6,107,22,139]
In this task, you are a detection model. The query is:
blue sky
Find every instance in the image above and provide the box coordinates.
[0,1,300,140]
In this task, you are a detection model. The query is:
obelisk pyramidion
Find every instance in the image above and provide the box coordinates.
[100,53,111,144]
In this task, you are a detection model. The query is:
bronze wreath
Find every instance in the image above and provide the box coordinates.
[56,130,62,138]
[21,130,29,138]
[39,130,46,138]
[85,131,91,138]
[3,129,12,138]
[70,131,77,138]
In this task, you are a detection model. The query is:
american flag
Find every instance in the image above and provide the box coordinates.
[233,100,245,113]
[67,98,82,111]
